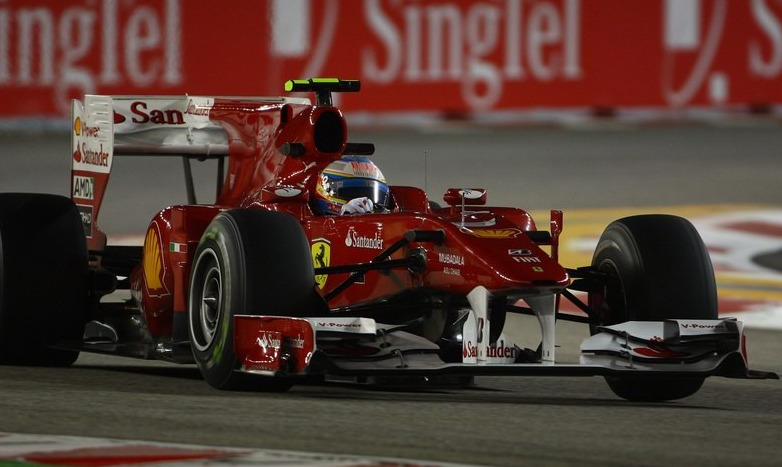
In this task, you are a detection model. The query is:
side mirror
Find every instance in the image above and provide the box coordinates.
[260,185,310,203]
[443,188,487,207]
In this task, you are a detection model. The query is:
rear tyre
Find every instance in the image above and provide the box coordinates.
[188,209,323,390]
[589,215,717,402]
[0,193,88,366]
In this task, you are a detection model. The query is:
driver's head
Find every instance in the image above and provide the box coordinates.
[313,155,389,215]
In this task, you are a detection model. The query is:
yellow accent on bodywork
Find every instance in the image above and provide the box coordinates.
[284,79,309,92]
[311,240,331,290]
[143,228,165,291]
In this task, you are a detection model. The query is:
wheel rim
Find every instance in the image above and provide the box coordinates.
[190,248,222,351]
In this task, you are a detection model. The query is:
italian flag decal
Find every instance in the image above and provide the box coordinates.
[169,242,187,253]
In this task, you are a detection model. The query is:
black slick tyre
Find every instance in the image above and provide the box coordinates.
[188,209,323,391]
[589,215,718,402]
[0,193,88,366]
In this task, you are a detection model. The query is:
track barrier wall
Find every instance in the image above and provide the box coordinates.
[1,0,781,124]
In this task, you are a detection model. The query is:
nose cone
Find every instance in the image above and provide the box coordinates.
[428,224,570,293]
[470,234,569,288]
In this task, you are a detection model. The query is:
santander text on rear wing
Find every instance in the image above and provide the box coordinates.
[70,94,308,249]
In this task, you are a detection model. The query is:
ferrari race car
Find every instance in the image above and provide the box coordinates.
[0,78,776,401]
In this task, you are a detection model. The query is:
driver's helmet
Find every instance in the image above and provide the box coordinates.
[313,155,389,215]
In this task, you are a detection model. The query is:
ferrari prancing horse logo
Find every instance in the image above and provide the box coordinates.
[311,239,330,289]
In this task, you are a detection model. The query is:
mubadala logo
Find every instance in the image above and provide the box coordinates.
[72,176,94,200]
[438,252,465,265]
[345,226,384,249]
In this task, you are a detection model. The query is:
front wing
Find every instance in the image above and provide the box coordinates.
[232,315,778,381]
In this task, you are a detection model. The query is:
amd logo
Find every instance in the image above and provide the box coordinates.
[72,176,94,200]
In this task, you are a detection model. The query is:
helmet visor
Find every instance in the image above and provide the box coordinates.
[333,179,389,208]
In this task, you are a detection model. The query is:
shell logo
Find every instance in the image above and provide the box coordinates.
[469,228,522,239]
[143,225,170,297]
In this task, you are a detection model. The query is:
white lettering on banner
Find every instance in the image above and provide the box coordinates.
[662,0,728,107]
[362,0,582,110]
[664,0,700,51]
[749,0,782,78]
[272,0,310,57]
[0,0,182,112]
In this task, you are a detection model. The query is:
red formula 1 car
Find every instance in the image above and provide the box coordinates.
[0,79,776,401]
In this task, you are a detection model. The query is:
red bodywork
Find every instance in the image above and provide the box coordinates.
[77,93,567,340]
[61,83,777,394]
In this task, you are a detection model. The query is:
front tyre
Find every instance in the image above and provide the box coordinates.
[188,209,322,390]
[589,215,717,402]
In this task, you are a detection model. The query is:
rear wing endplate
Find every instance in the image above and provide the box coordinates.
[70,94,308,247]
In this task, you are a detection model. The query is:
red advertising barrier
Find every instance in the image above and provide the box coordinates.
[1,0,781,121]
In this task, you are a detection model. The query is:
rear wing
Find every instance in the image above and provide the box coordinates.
[70,94,308,248]
[71,94,312,158]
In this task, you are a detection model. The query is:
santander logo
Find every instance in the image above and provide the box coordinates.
[463,341,478,359]
[345,226,384,249]
[462,339,516,360]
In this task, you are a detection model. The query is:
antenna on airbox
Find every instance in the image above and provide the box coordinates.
[424,149,429,196]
